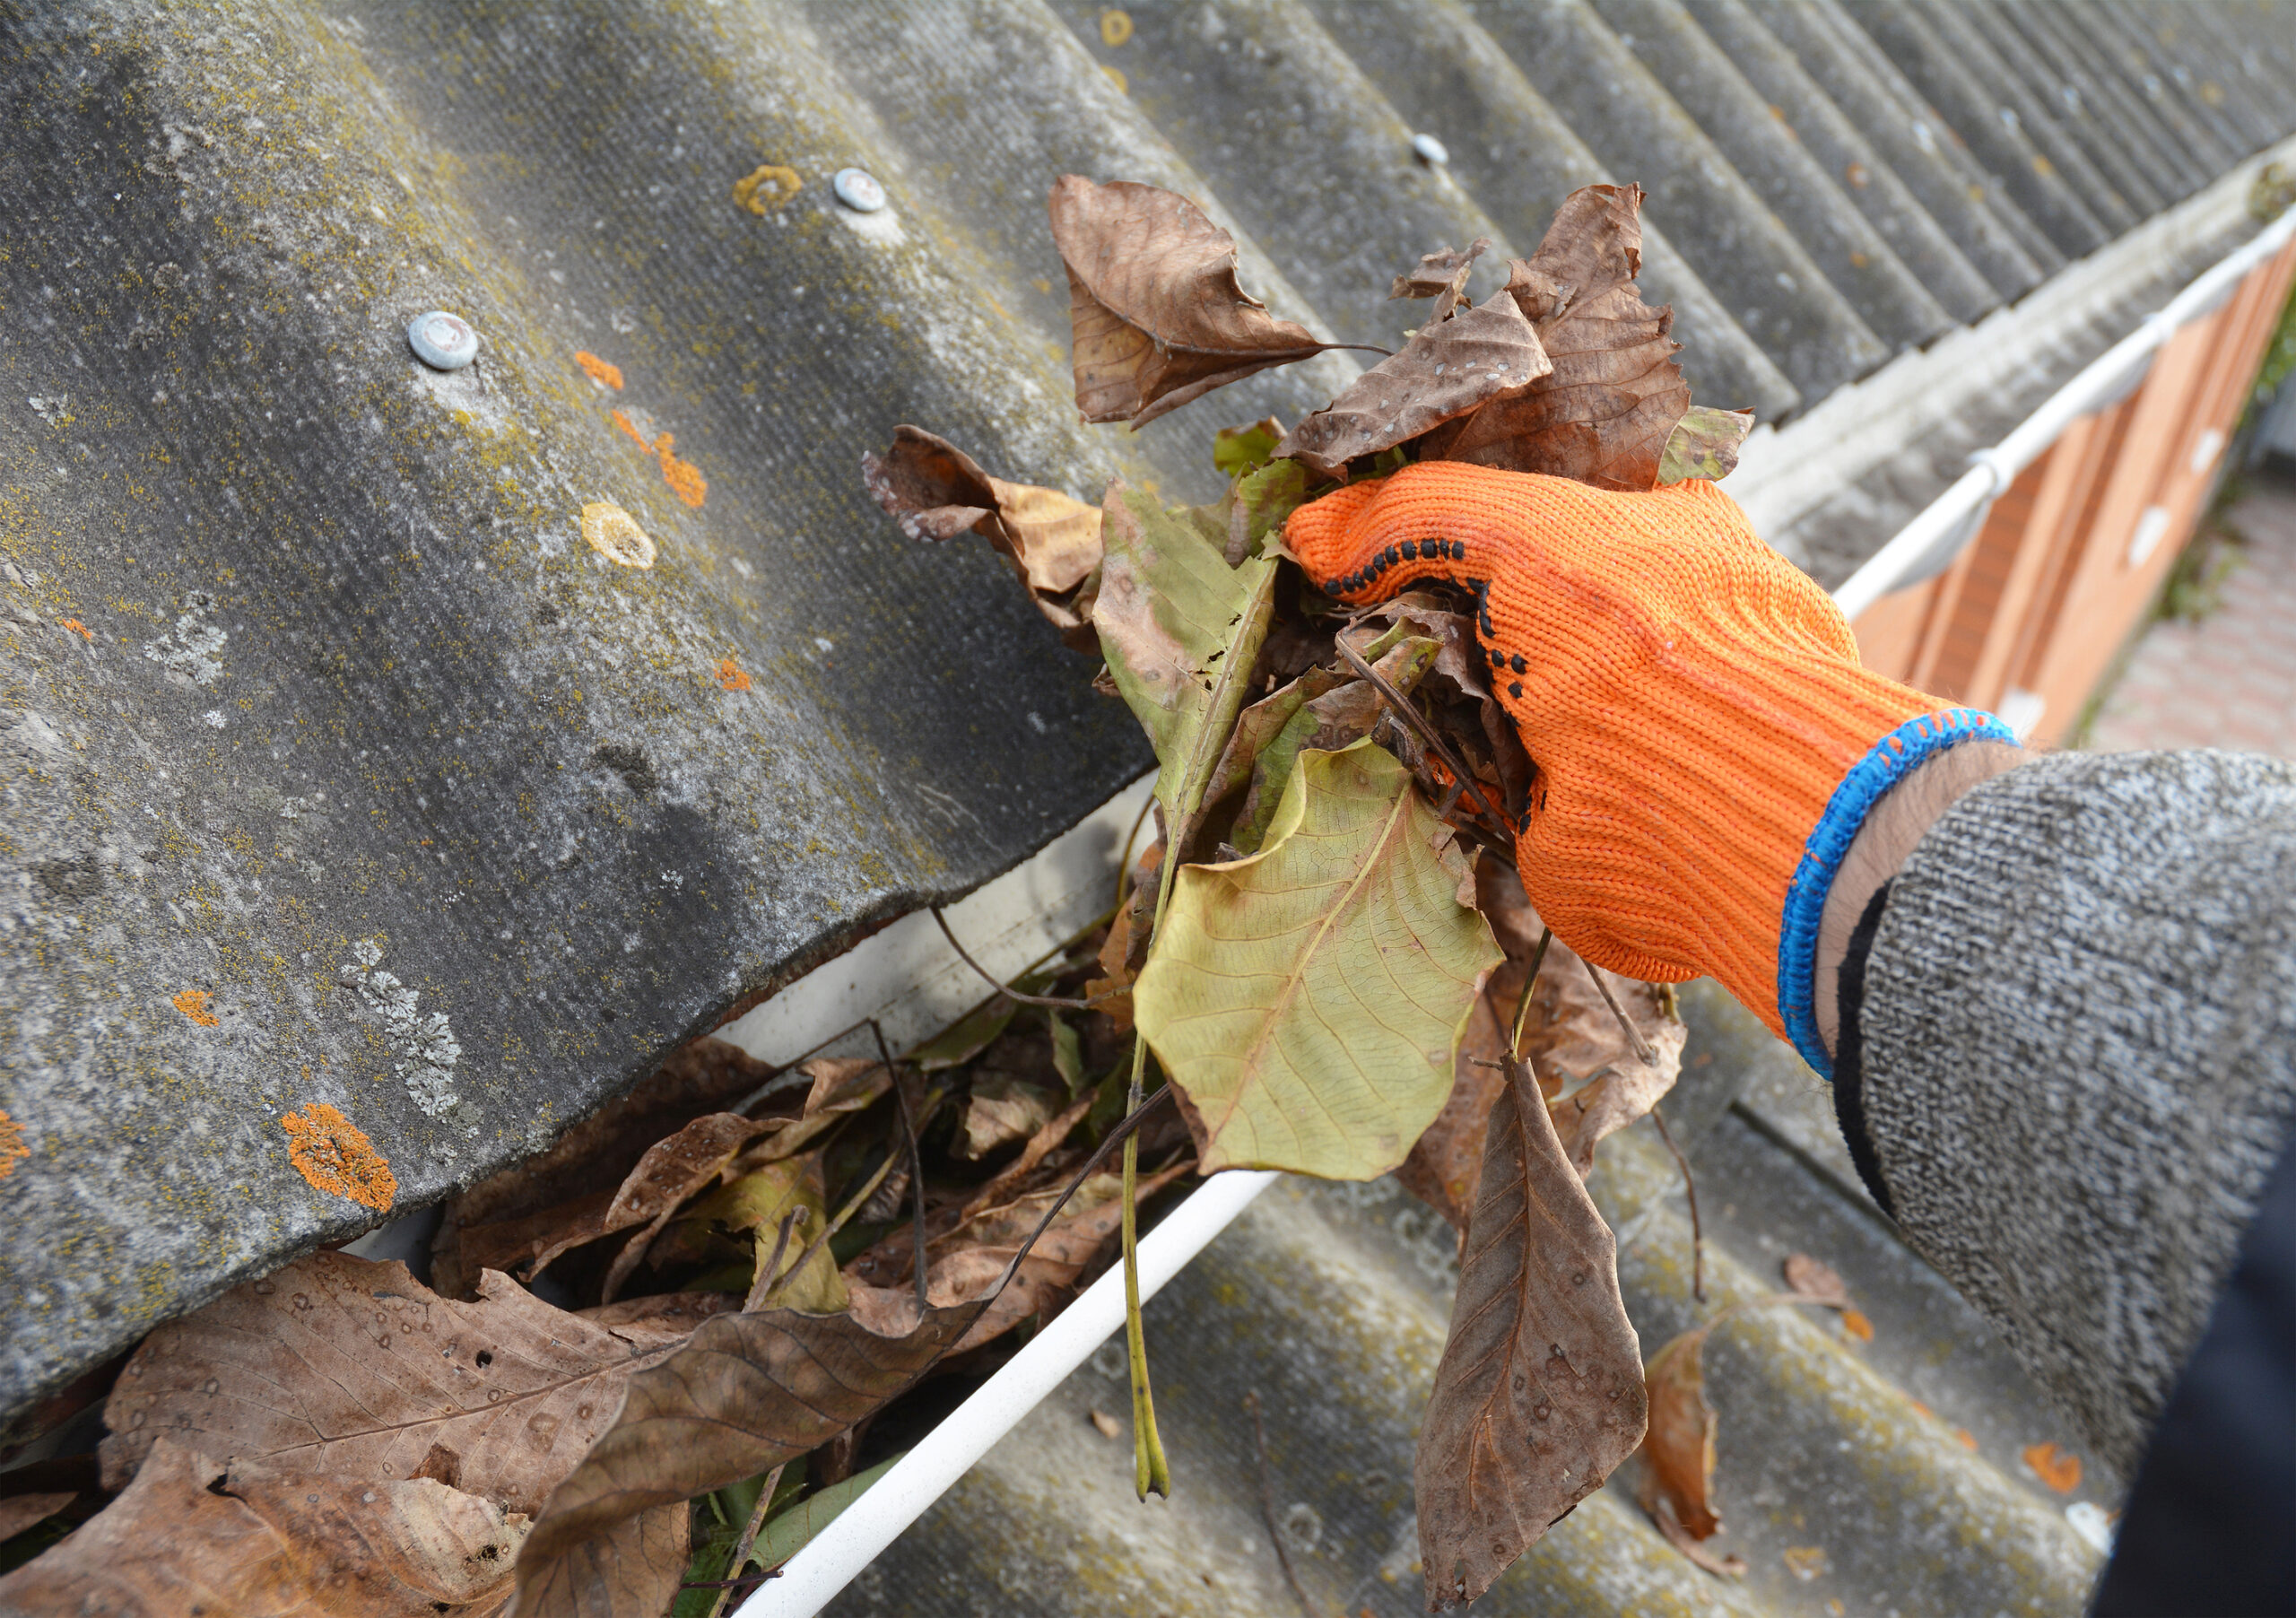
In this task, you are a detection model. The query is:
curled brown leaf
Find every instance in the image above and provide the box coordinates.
[1417,184,1691,491]
[1048,175,1332,428]
[1390,238,1492,302]
[0,1438,530,1617]
[1276,293,1550,480]
[862,425,1105,648]
[1782,1253,1851,1309]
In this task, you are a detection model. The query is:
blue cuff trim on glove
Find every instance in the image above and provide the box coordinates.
[1778,709,2017,1079]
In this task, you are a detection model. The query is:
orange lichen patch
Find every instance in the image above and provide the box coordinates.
[655,432,707,508]
[716,657,752,692]
[1102,65,1127,95]
[1100,8,1133,45]
[1839,1308,1874,1343]
[1909,1400,1933,1420]
[0,1110,28,1182]
[575,351,624,390]
[1953,1427,1979,1452]
[581,502,657,569]
[611,408,651,451]
[60,618,91,639]
[282,1102,396,1211]
[2022,1441,2082,1493]
[172,988,220,1027]
[733,163,802,216]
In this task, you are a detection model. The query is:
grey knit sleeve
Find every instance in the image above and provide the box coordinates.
[1853,749,2296,1478]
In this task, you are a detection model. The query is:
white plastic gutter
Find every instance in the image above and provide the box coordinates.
[1832,204,2296,623]
[737,204,2296,1618]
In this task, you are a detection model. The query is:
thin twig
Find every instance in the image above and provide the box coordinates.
[701,1460,790,1618]
[742,1209,803,1313]
[1509,926,1553,1055]
[1580,956,1658,1066]
[1331,635,1513,850]
[1115,787,1158,912]
[1246,1391,1318,1618]
[762,1090,945,1307]
[871,1020,933,1318]
[931,907,1111,1010]
[1649,1107,1705,1303]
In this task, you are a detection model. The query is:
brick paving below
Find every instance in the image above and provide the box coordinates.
[2087,472,2296,756]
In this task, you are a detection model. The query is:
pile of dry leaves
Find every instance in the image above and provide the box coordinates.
[865,176,1770,1609]
[0,178,1789,1616]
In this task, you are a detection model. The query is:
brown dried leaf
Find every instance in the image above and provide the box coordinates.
[1418,185,1691,491]
[1782,1254,1851,1309]
[1640,1320,1724,1541]
[99,1252,689,1509]
[866,1162,1192,1355]
[0,1491,74,1545]
[0,1438,529,1617]
[1277,293,1550,479]
[1415,1060,1647,1609]
[959,1075,1062,1161]
[431,1036,779,1300]
[1517,937,1687,1177]
[509,1300,986,1615]
[1390,238,1492,301]
[1048,175,1329,428]
[863,426,1104,644]
[1649,1493,1747,1577]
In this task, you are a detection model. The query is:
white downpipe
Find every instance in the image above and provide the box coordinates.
[1832,205,2296,623]
[738,201,2296,1618]
[742,1169,1280,1616]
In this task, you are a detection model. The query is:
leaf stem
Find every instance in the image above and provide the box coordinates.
[1510,926,1553,1055]
[871,1021,934,1318]
[1580,956,1658,1066]
[930,907,1111,1009]
[1332,634,1514,851]
[1649,1106,1705,1303]
[702,1460,789,1618]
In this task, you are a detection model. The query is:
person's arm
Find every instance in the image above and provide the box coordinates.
[1281,463,2296,1485]
[1829,747,2296,1480]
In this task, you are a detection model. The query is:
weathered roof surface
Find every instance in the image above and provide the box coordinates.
[4,0,2294,1434]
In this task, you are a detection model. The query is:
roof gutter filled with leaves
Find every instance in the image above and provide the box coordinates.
[744,192,2296,1618]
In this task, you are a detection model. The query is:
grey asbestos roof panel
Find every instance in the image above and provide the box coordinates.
[3,0,2293,1437]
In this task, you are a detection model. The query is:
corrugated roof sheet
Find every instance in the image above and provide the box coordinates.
[4,0,2293,1484]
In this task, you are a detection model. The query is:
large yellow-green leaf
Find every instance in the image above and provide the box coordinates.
[1094,480,1276,834]
[1135,741,1502,1179]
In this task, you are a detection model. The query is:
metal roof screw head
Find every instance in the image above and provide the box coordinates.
[831,167,887,213]
[406,309,479,371]
[1411,133,1449,167]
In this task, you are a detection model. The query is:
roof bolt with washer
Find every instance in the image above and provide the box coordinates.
[406,309,479,371]
[1411,132,1449,167]
[831,167,887,213]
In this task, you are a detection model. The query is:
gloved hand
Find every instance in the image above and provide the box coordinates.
[1284,461,2013,1073]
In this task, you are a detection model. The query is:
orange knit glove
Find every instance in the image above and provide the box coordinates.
[1284,462,2011,1072]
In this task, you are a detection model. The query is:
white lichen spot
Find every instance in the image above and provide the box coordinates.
[202,709,226,728]
[340,936,462,1116]
[143,592,227,685]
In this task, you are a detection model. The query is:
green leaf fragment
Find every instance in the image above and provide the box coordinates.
[1135,741,1501,1179]
[752,1454,902,1570]
[1229,458,1312,561]
[1657,404,1755,485]
[1213,416,1285,478]
[1093,481,1278,844]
